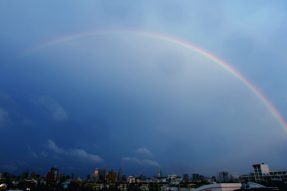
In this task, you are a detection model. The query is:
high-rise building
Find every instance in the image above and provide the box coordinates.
[182,174,189,183]
[106,170,117,183]
[192,173,205,183]
[157,169,162,178]
[218,171,230,183]
[46,167,59,184]
[93,168,106,182]
[117,168,123,181]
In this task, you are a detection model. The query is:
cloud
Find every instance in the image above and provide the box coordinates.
[26,145,39,159]
[47,139,64,153]
[33,97,68,121]
[135,147,153,158]
[47,139,103,163]
[122,157,160,168]
[123,148,160,168]
[69,149,103,163]
[0,108,8,128]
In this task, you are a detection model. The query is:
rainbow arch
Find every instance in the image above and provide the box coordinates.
[22,30,287,131]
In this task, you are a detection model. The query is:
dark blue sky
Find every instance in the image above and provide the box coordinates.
[1,1,287,177]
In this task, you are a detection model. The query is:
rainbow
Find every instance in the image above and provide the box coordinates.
[22,30,287,131]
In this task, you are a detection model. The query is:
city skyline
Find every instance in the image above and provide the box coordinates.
[0,162,286,191]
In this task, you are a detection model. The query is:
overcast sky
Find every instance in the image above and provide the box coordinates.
[0,0,287,177]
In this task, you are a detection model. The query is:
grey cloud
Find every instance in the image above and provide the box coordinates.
[26,145,39,159]
[123,147,159,168]
[47,139,103,163]
[122,157,160,168]
[135,147,153,158]
[33,97,68,121]
[47,139,64,153]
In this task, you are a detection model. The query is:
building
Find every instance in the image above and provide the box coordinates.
[253,163,270,182]
[106,170,117,183]
[0,183,7,191]
[239,173,255,182]
[241,163,287,184]
[157,169,162,178]
[192,173,205,183]
[182,173,189,183]
[46,167,59,183]
[241,182,267,190]
[269,170,287,183]
[193,183,241,191]
[218,171,230,183]
[167,174,181,185]
[117,168,123,182]
[92,168,106,182]
[127,176,136,183]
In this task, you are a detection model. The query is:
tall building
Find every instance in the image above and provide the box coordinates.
[252,163,270,182]
[93,168,106,182]
[106,170,117,183]
[192,173,205,183]
[182,174,189,183]
[157,169,162,178]
[117,168,123,182]
[218,171,230,183]
[46,167,59,184]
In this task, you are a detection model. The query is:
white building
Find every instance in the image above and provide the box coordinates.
[192,183,241,191]
[127,176,136,183]
[252,163,270,182]
[241,163,287,183]
[241,182,266,189]
[167,174,182,185]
